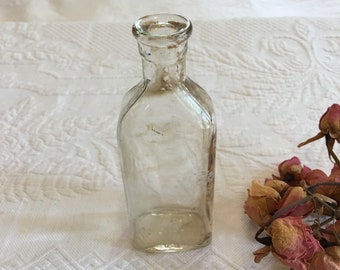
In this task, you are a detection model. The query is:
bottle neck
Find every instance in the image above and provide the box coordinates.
[138,42,188,88]
[132,14,192,89]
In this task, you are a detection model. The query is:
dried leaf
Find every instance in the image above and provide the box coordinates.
[314,193,338,206]
[253,246,271,263]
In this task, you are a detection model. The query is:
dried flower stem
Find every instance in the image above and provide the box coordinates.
[307,187,338,214]
[297,132,325,148]
[326,137,340,168]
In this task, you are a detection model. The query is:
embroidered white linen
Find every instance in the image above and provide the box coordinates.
[0,6,340,270]
[2,0,340,21]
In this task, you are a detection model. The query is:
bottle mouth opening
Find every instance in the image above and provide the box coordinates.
[132,13,192,41]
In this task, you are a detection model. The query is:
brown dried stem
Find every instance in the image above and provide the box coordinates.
[297,132,325,148]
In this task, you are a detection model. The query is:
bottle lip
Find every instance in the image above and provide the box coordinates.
[132,13,192,42]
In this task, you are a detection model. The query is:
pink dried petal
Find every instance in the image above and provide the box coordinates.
[244,180,280,225]
[271,216,323,270]
[304,169,329,186]
[244,198,272,225]
[248,180,281,198]
[329,164,340,182]
[308,246,340,270]
[303,169,331,196]
[322,220,340,244]
[277,186,314,217]
[264,179,289,193]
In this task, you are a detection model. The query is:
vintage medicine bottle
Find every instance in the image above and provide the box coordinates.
[117,13,216,252]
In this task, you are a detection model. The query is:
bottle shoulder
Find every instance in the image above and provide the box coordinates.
[184,77,215,116]
[118,77,215,130]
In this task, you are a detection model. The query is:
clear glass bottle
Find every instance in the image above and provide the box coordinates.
[117,14,216,253]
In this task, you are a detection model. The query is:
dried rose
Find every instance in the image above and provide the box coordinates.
[298,104,340,147]
[308,246,340,270]
[298,104,340,165]
[319,104,340,141]
[270,216,324,270]
[244,180,281,225]
[276,186,314,217]
[278,156,311,185]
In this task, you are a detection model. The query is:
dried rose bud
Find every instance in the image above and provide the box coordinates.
[270,216,324,270]
[308,246,340,270]
[319,104,340,141]
[276,186,314,217]
[278,156,311,184]
[244,180,281,225]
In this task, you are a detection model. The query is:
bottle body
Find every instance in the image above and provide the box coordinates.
[117,14,216,252]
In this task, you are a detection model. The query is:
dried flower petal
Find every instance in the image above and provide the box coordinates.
[271,216,323,270]
[248,180,281,198]
[327,164,340,201]
[244,180,281,225]
[277,186,314,217]
[322,220,340,244]
[264,179,289,193]
[329,164,340,182]
[304,169,329,186]
[319,104,340,140]
[303,169,330,196]
[308,246,340,270]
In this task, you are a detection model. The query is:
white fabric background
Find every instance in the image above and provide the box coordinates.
[1,0,340,21]
[0,1,340,270]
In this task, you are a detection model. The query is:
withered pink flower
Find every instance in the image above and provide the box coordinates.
[308,246,340,270]
[278,156,311,184]
[244,180,281,225]
[276,186,314,217]
[319,103,340,141]
[270,216,323,270]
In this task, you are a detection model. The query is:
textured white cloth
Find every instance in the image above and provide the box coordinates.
[1,0,340,21]
[1,2,340,270]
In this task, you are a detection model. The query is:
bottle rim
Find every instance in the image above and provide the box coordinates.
[132,13,192,40]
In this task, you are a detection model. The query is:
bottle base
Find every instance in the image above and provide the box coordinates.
[132,208,212,253]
